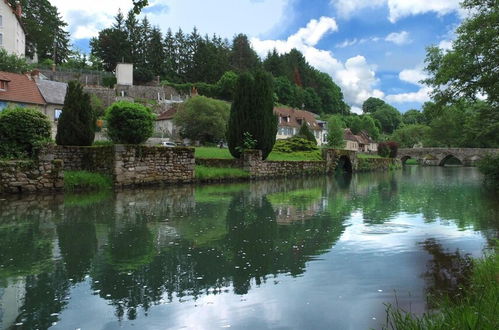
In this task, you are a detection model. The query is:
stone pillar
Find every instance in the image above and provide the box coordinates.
[243,150,263,177]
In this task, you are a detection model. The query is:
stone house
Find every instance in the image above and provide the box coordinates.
[36,78,67,137]
[0,71,45,112]
[0,0,25,57]
[274,107,327,146]
[343,128,378,153]
[155,107,178,139]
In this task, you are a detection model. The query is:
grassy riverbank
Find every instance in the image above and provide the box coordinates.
[64,171,113,192]
[195,165,250,180]
[383,251,498,329]
[195,147,322,161]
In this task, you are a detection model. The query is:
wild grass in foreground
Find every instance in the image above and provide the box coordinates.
[383,252,499,330]
[64,171,113,192]
[195,165,249,180]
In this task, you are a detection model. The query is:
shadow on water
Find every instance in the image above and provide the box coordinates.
[0,168,497,328]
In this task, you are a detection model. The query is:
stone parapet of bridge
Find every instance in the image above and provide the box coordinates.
[397,148,499,166]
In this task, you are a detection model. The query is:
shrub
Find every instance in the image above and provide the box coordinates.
[387,141,399,158]
[227,71,278,160]
[297,122,317,145]
[477,154,499,184]
[102,76,117,88]
[56,81,95,146]
[273,137,318,153]
[378,142,390,158]
[0,107,52,158]
[105,101,155,144]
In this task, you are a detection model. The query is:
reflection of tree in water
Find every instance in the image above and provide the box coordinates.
[12,263,70,330]
[419,239,473,308]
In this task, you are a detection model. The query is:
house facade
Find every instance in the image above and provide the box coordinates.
[36,78,67,137]
[343,128,378,153]
[0,0,25,57]
[274,107,327,146]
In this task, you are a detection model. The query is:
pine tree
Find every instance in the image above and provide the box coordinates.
[56,81,95,146]
[227,71,277,160]
[230,34,261,73]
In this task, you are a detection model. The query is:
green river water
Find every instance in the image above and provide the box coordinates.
[0,166,497,330]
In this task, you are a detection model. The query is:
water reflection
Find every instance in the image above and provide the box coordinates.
[0,167,497,329]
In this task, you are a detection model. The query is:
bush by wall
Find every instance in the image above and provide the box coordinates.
[378,142,390,158]
[0,107,52,158]
[56,81,95,146]
[387,141,399,158]
[102,76,117,88]
[297,122,317,145]
[105,101,155,144]
[273,137,318,153]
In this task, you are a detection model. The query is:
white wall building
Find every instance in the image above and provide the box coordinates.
[116,63,134,86]
[0,0,25,57]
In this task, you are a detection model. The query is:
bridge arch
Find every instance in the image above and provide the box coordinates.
[438,154,464,166]
[401,156,413,165]
[336,155,353,173]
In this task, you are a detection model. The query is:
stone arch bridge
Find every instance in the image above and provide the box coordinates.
[398,148,499,166]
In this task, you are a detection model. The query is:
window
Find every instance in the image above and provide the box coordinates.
[55,109,62,120]
[0,80,7,91]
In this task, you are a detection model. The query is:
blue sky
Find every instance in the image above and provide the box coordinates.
[49,0,464,113]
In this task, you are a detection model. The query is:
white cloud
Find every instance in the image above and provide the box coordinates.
[385,86,431,103]
[251,17,384,111]
[385,66,430,104]
[335,36,380,48]
[331,0,462,22]
[438,39,453,51]
[385,31,411,45]
[49,0,291,40]
[399,67,427,86]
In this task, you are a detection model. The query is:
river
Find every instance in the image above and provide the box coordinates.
[0,167,497,330]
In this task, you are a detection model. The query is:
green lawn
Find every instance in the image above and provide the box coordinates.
[195,147,322,161]
[195,165,250,180]
[64,171,113,192]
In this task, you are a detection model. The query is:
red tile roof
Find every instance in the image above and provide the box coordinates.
[0,71,46,105]
[274,107,321,130]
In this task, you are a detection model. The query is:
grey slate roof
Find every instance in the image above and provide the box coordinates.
[37,80,67,105]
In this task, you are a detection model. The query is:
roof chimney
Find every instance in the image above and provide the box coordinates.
[15,1,22,17]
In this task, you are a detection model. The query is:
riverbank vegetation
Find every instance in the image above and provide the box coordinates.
[195,166,249,181]
[384,251,498,330]
[477,154,499,187]
[195,147,322,161]
[64,171,113,192]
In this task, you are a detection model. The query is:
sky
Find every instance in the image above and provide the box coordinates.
[48,0,465,113]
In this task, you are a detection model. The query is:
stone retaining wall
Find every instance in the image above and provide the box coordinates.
[0,159,63,194]
[196,158,243,168]
[114,145,195,187]
[52,145,115,174]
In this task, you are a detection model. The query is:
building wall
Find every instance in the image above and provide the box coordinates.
[0,1,25,57]
[345,140,358,151]
[155,119,175,138]
[116,63,133,86]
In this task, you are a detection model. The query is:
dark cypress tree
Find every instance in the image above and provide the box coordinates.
[227,71,277,160]
[56,81,95,146]
[297,122,317,145]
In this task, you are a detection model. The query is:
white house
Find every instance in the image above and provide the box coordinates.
[0,0,25,57]
[275,107,327,146]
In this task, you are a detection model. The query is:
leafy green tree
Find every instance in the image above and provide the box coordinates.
[349,116,363,134]
[174,96,230,144]
[227,71,277,159]
[462,101,499,148]
[217,71,238,100]
[9,0,71,63]
[263,49,285,77]
[105,101,155,144]
[424,0,498,107]
[90,28,130,71]
[132,0,149,14]
[371,104,402,134]
[426,105,466,147]
[0,49,31,73]
[360,115,380,141]
[327,115,345,148]
[297,122,317,145]
[0,107,51,158]
[56,81,95,146]
[402,109,424,125]
[391,124,431,148]
[362,97,386,113]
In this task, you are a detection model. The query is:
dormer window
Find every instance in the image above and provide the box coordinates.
[297,118,303,125]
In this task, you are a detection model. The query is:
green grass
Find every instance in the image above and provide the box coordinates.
[64,171,113,192]
[405,159,418,165]
[195,147,322,161]
[195,147,232,159]
[383,251,499,329]
[195,165,250,180]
